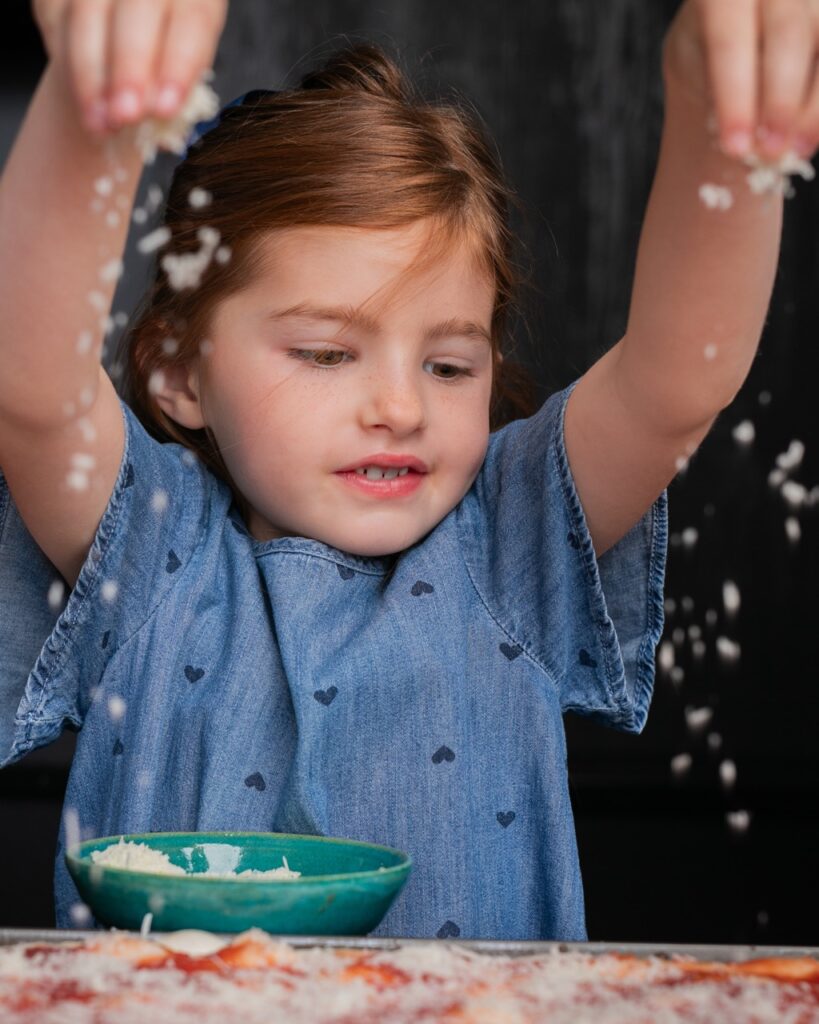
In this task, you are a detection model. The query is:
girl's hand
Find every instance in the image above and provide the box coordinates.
[31,0,228,135]
[663,0,819,161]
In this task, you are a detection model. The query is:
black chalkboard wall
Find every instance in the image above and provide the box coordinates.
[1,0,817,943]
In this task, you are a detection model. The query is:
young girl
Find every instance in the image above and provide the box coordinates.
[1,0,817,939]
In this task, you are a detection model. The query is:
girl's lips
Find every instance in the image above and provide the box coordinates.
[335,469,424,498]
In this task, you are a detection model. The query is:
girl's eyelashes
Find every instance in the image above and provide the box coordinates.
[288,348,350,368]
[286,349,476,381]
[428,362,476,381]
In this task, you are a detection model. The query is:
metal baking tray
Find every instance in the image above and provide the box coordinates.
[2,929,818,962]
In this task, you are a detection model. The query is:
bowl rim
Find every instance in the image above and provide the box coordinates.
[65,830,413,885]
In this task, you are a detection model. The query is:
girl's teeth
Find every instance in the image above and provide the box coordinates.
[354,466,412,480]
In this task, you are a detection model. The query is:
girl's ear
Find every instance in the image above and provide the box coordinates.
[152,361,207,430]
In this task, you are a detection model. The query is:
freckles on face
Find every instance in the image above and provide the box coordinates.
[194,222,497,553]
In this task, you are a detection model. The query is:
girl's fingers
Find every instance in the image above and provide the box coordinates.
[696,0,759,155]
[758,0,815,154]
[107,0,169,126]
[154,0,228,118]
[64,0,114,133]
[791,58,819,155]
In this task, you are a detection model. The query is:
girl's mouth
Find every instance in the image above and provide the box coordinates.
[334,469,424,498]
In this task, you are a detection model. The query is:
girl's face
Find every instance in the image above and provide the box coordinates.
[193,221,495,556]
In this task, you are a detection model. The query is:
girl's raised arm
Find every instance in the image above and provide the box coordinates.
[0,0,226,588]
[564,0,818,557]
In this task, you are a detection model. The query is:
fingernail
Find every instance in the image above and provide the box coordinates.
[757,126,786,157]
[792,135,814,159]
[154,84,181,117]
[722,129,752,157]
[110,88,141,122]
[84,99,108,133]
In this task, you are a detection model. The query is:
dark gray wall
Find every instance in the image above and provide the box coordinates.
[2,0,817,942]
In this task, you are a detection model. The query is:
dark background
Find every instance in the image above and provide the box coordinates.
[1,0,817,944]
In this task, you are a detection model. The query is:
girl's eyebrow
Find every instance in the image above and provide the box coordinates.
[266,303,491,345]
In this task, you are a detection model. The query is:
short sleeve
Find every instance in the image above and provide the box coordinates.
[0,399,221,767]
[457,379,668,733]
[0,470,63,764]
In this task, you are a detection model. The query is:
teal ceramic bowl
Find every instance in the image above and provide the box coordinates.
[65,831,412,935]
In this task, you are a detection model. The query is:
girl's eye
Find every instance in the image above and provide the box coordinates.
[288,349,350,368]
[425,361,475,381]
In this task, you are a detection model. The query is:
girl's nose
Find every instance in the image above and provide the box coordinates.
[359,371,426,435]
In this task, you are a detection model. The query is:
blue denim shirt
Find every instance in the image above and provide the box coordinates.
[0,381,667,939]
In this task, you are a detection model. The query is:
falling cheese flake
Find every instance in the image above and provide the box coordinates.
[716,636,741,664]
[671,753,692,777]
[691,639,706,660]
[70,452,96,471]
[776,440,805,472]
[705,609,719,628]
[743,149,815,197]
[47,579,66,611]
[672,627,686,646]
[69,902,92,927]
[87,290,107,312]
[107,695,127,721]
[148,370,166,395]
[135,79,220,161]
[785,516,801,544]
[137,226,172,255]
[732,420,755,445]
[77,417,97,443]
[63,806,81,853]
[670,666,685,687]
[105,210,121,229]
[719,759,737,789]
[768,467,787,489]
[101,580,119,603]
[132,207,149,225]
[657,640,675,672]
[707,732,722,751]
[726,809,751,833]
[148,893,167,914]
[94,175,114,197]
[152,489,169,513]
[76,330,93,355]
[722,580,740,616]
[215,245,232,265]
[681,596,695,614]
[161,337,179,356]
[188,187,212,208]
[685,705,713,732]
[781,480,807,509]
[113,311,129,328]
[698,183,733,210]
[681,527,698,549]
[140,913,154,938]
[66,470,89,491]
[99,258,124,283]
[703,343,718,361]
[147,185,165,211]
[161,226,220,290]
[758,390,772,406]
[687,624,702,640]
[664,598,676,616]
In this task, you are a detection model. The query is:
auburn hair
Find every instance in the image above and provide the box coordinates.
[123,42,538,504]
